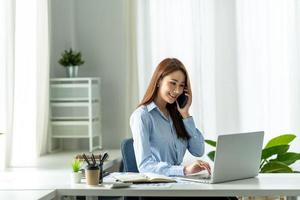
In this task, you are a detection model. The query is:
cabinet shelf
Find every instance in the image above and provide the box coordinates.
[50,102,99,107]
[49,77,102,152]
[51,84,89,88]
[51,120,99,125]
[52,135,91,139]
[50,77,100,81]
[51,117,99,121]
[50,98,99,102]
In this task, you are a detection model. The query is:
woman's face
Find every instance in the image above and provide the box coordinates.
[157,70,186,104]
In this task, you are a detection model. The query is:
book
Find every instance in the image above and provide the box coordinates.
[112,172,177,183]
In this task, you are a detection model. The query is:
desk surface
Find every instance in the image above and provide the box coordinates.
[55,173,300,197]
[1,149,300,198]
[1,170,300,197]
[0,190,56,200]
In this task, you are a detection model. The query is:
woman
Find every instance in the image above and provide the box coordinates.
[130,58,211,177]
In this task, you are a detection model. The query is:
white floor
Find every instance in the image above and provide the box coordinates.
[36,149,121,170]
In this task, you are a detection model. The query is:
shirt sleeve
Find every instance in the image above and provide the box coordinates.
[183,116,205,157]
[130,109,184,177]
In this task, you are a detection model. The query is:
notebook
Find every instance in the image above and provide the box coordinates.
[112,172,176,183]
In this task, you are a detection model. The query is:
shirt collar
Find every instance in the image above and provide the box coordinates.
[146,101,157,112]
[146,101,171,121]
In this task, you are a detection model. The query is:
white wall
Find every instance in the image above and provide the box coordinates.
[50,0,129,149]
[49,0,241,149]
[50,0,76,78]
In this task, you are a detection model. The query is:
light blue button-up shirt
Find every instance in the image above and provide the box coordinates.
[130,101,205,177]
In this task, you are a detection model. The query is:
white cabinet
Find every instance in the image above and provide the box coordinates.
[50,78,102,152]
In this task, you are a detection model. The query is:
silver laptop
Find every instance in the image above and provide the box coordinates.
[180,131,264,184]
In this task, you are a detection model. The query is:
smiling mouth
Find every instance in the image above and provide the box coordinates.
[169,93,177,99]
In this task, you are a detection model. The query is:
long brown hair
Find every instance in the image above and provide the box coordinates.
[139,58,191,140]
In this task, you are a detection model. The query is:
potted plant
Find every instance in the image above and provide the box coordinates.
[58,48,85,77]
[205,134,300,173]
[71,159,83,183]
[205,134,300,199]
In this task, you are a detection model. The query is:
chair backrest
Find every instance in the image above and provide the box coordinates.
[121,138,139,172]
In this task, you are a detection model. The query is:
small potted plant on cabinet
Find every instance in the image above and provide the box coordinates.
[71,159,83,183]
[58,48,85,77]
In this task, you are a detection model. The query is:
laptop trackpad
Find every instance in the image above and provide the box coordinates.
[185,171,211,179]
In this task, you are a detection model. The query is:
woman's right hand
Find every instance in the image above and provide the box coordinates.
[183,160,211,176]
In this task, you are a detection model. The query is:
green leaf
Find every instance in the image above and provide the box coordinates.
[205,140,216,147]
[260,161,293,173]
[276,152,300,165]
[58,48,85,67]
[72,159,82,172]
[265,134,296,148]
[261,145,289,160]
[207,151,215,162]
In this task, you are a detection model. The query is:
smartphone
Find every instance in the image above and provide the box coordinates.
[177,93,188,108]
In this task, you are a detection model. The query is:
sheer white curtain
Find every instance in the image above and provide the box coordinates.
[134,0,218,138]
[133,0,300,155]
[36,0,50,156]
[236,0,300,154]
[11,0,38,166]
[0,0,50,168]
[0,0,15,169]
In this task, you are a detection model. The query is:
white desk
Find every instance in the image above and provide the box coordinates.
[58,174,300,198]
[0,190,56,200]
[1,171,300,198]
[1,149,299,199]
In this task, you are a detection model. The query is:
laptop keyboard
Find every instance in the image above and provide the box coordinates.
[179,172,212,183]
[186,174,211,180]
[179,176,211,183]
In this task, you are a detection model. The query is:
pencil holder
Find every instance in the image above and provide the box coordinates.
[86,166,100,186]
[99,163,103,184]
